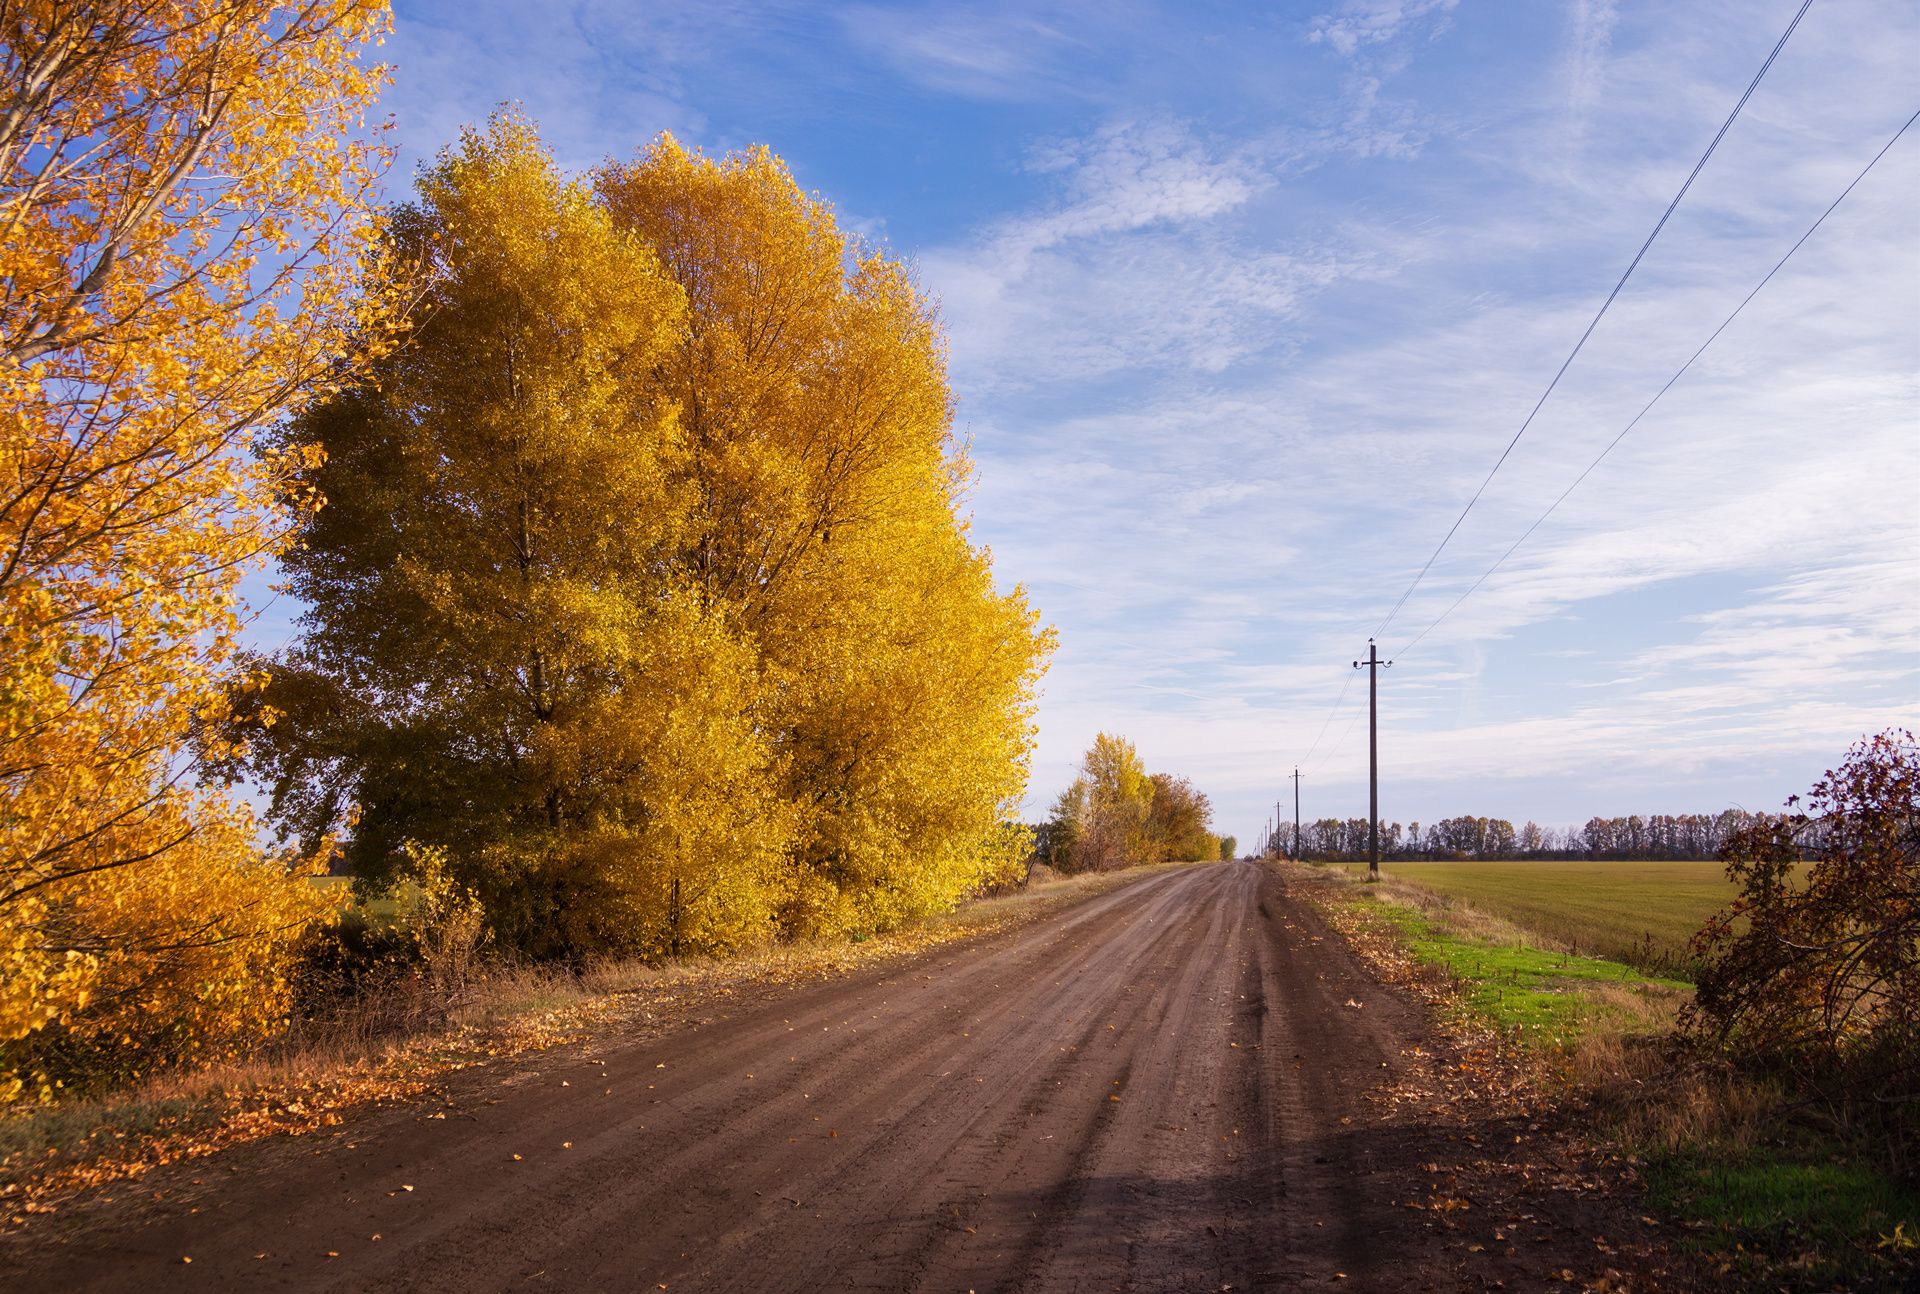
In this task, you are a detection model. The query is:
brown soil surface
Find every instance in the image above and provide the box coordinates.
[0,861,1685,1292]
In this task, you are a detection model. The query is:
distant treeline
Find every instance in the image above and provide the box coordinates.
[1263,810,1780,861]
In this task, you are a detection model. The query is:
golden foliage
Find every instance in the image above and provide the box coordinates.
[259,116,793,959]
[601,136,1051,937]
[0,1,399,1099]
[250,118,1052,959]
[1050,733,1152,871]
[1046,735,1218,870]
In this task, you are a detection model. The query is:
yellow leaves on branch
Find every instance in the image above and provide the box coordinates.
[1,2,401,1099]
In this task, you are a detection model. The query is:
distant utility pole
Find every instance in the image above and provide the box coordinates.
[1289,768,1303,860]
[1352,639,1392,879]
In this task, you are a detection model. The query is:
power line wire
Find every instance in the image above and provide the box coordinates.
[1296,667,1355,770]
[1392,105,1919,659]
[1370,0,1817,641]
[1322,696,1368,768]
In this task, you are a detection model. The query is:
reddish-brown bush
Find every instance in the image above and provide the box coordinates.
[1686,731,1918,1158]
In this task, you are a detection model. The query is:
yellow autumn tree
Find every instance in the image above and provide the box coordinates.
[1054,734,1154,871]
[597,137,1052,937]
[245,120,1050,959]
[249,114,791,959]
[0,2,399,1097]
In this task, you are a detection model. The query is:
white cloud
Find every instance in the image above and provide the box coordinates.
[1295,0,1460,159]
[840,5,1080,99]
[922,119,1401,389]
[1306,0,1459,59]
[1562,0,1619,113]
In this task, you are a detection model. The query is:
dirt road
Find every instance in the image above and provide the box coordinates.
[4,861,1656,1292]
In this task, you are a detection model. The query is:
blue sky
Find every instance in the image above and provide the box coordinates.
[299,0,1919,845]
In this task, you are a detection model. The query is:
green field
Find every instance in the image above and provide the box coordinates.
[307,873,402,919]
[1329,859,1739,974]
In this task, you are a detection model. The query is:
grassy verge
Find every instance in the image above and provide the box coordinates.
[1352,884,1688,1049]
[1306,864,1919,1292]
[1,860,1189,1226]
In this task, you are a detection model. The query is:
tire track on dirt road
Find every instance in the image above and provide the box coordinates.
[5,861,1541,1292]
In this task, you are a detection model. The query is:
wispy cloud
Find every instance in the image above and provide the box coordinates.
[922,119,1396,388]
[379,0,717,172]
[1562,0,1619,114]
[1297,0,1460,158]
[840,5,1083,99]
[923,0,1919,834]
[1305,0,1459,59]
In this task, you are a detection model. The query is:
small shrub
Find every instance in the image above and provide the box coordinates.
[287,908,417,1019]
[401,843,487,1001]
[286,844,487,1034]
[0,849,325,1102]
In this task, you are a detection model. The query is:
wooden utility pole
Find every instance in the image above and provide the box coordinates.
[1352,640,1392,879]
[1289,767,1303,860]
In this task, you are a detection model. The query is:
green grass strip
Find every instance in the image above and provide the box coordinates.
[1644,1147,1920,1291]
[1353,892,1685,1048]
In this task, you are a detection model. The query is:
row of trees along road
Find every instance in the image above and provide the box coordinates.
[2,0,1051,1102]
[1036,734,1228,871]
[1268,809,1779,861]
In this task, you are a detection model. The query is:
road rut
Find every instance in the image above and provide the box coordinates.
[7,862,1496,1292]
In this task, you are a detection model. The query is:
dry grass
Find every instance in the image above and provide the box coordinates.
[1574,1033,1781,1153]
